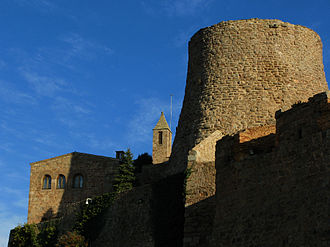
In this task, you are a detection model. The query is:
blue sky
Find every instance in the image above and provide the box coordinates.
[0,0,329,245]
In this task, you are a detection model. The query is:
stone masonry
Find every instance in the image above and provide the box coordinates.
[173,19,329,247]
[19,18,330,247]
[27,152,119,224]
[170,18,328,175]
[153,112,172,164]
[211,91,330,246]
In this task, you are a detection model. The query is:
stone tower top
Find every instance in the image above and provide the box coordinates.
[152,112,172,165]
[169,18,328,174]
[153,112,171,131]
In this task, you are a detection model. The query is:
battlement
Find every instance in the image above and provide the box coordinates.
[217,91,330,166]
[212,91,330,245]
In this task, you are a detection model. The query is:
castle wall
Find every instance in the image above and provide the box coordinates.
[93,185,155,247]
[170,19,328,247]
[27,152,119,224]
[94,173,185,247]
[183,126,276,247]
[211,91,330,246]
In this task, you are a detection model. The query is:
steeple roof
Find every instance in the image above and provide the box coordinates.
[153,112,171,131]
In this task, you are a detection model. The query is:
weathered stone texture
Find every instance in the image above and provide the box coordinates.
[174,19,328,247]
[27,152,119,224]
[184,196,215,247]
[170,18,328,174]
[93,185,155,247]
[153,112,172,164]
[211,91,330,246]
[94,173,185,247]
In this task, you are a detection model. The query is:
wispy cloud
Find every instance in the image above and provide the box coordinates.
[12,0,57,13]
[0,80,36,105]
[20,70,73,97]
[0,142,15,153]
[70,132,117,151]
[61,33,114,56]
[126,97,181,144]
[51,96,91,128]
[142,0,213,17]
[18,70,92,128]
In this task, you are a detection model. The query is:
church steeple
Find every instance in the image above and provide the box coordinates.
[152,112,172,164]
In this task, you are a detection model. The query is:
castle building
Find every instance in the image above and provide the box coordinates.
[152,112,172,164]
[27,152,120,224]
[18,18,330,247]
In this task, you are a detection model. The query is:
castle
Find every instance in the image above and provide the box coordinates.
[18,18,330,246]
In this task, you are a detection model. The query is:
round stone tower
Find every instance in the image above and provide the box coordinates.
[170,18,328,172]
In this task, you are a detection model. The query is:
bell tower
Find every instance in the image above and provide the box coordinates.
[152,112,172,164]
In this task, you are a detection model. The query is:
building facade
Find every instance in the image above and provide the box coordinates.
[27,152,119,223]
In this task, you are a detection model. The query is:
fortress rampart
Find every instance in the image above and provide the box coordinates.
[211,91,330,246]
[170,18,328,173]
[173,19,329,247]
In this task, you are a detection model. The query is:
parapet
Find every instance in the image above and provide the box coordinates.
[216,90,330,167]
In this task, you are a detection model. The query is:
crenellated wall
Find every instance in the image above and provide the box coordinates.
[173,19,328,247]
[211,91,330,246]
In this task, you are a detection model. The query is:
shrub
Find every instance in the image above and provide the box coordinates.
[38,224,58,247]
[10,223,40,247]
[74,192,116,241]
[56,231,88,247]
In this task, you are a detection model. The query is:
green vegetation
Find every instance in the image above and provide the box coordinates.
[10,224,39,247]
[10,149,138,246]
[74,192,116,241]
[183,165,194,198]
[10,223,58,247]
[56,231,87,247]
[113,149,135,194]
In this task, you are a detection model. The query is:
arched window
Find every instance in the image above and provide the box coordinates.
[73,174,84,188]
[42,175,51,189]
[57,175,66,189]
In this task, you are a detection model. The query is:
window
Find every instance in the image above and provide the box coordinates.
[158,131,163,144]
[42,175,51,189]
[57,175,66,189]
[73,174,84,188]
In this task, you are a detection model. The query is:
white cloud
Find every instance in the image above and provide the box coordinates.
[52,96,91,116]
[12,0,57,13]
[0,80,36,105]
[0,142,14,153]
[70,132,117,151]
[59,33,114,61]
[20,70,73,97]
[126,97,181,144]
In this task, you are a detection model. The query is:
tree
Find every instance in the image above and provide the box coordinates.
[133,152,152,173]
[113,149,135,194]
